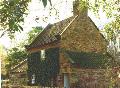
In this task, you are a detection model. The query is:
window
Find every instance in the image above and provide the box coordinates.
[41,50,45,60]
[31,74,35,84]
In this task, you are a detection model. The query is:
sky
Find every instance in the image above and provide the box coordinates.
[0,0,110,49]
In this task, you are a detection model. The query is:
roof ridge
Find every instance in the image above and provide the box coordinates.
[29,24,53,46]
[10,59,27,71]
[60,15,78,35]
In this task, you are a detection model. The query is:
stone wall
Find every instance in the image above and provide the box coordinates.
[61,15,107,53]
[70,68,120,88]
[10,72,28,86]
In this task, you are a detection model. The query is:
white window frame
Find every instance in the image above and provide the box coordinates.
[31,74,35,84]
[41,50,45,60]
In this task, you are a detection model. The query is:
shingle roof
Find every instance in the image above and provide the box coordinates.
[26,16,77,50]
[25,14,106,52]
[10,59,27,72]
[65,51,113,69]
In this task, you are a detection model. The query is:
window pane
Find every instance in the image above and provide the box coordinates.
[41,50,45,59]
[32,74,35,84]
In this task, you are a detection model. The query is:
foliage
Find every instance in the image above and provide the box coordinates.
[42,0,52,7]
[5,47,28,69]
[0,0,30,38]
[5,26,41,72]
[66,50,120,87]
[0,0,119,39]
[0,0,51,38]
[89,0,120,40]
[27,26,43,44]
[27,48,60,86]
[0,44,7,75]
[66,51,113,68]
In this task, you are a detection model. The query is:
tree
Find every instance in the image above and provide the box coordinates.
[0,0,30,38]
[5,27,42,74]
[0,0,119,38]
[89,0,120,39]
[5,47,28,71]
[27,26,43,44]
[0,44,7,76]
[0,0,51,38]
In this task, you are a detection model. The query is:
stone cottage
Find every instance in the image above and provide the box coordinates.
[25,0,119,88]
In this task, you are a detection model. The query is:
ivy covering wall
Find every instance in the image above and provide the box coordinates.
[66,51,113,69]
[27,48,60,86]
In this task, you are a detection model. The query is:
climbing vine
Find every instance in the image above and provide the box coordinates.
[27,48,60,86]
[66,51,114,69]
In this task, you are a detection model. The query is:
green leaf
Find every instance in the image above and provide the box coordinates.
[48,0,52,6]
[18,25,23,31]
[42,0,47,7]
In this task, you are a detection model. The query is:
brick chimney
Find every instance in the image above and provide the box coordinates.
[73,0,88,16]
